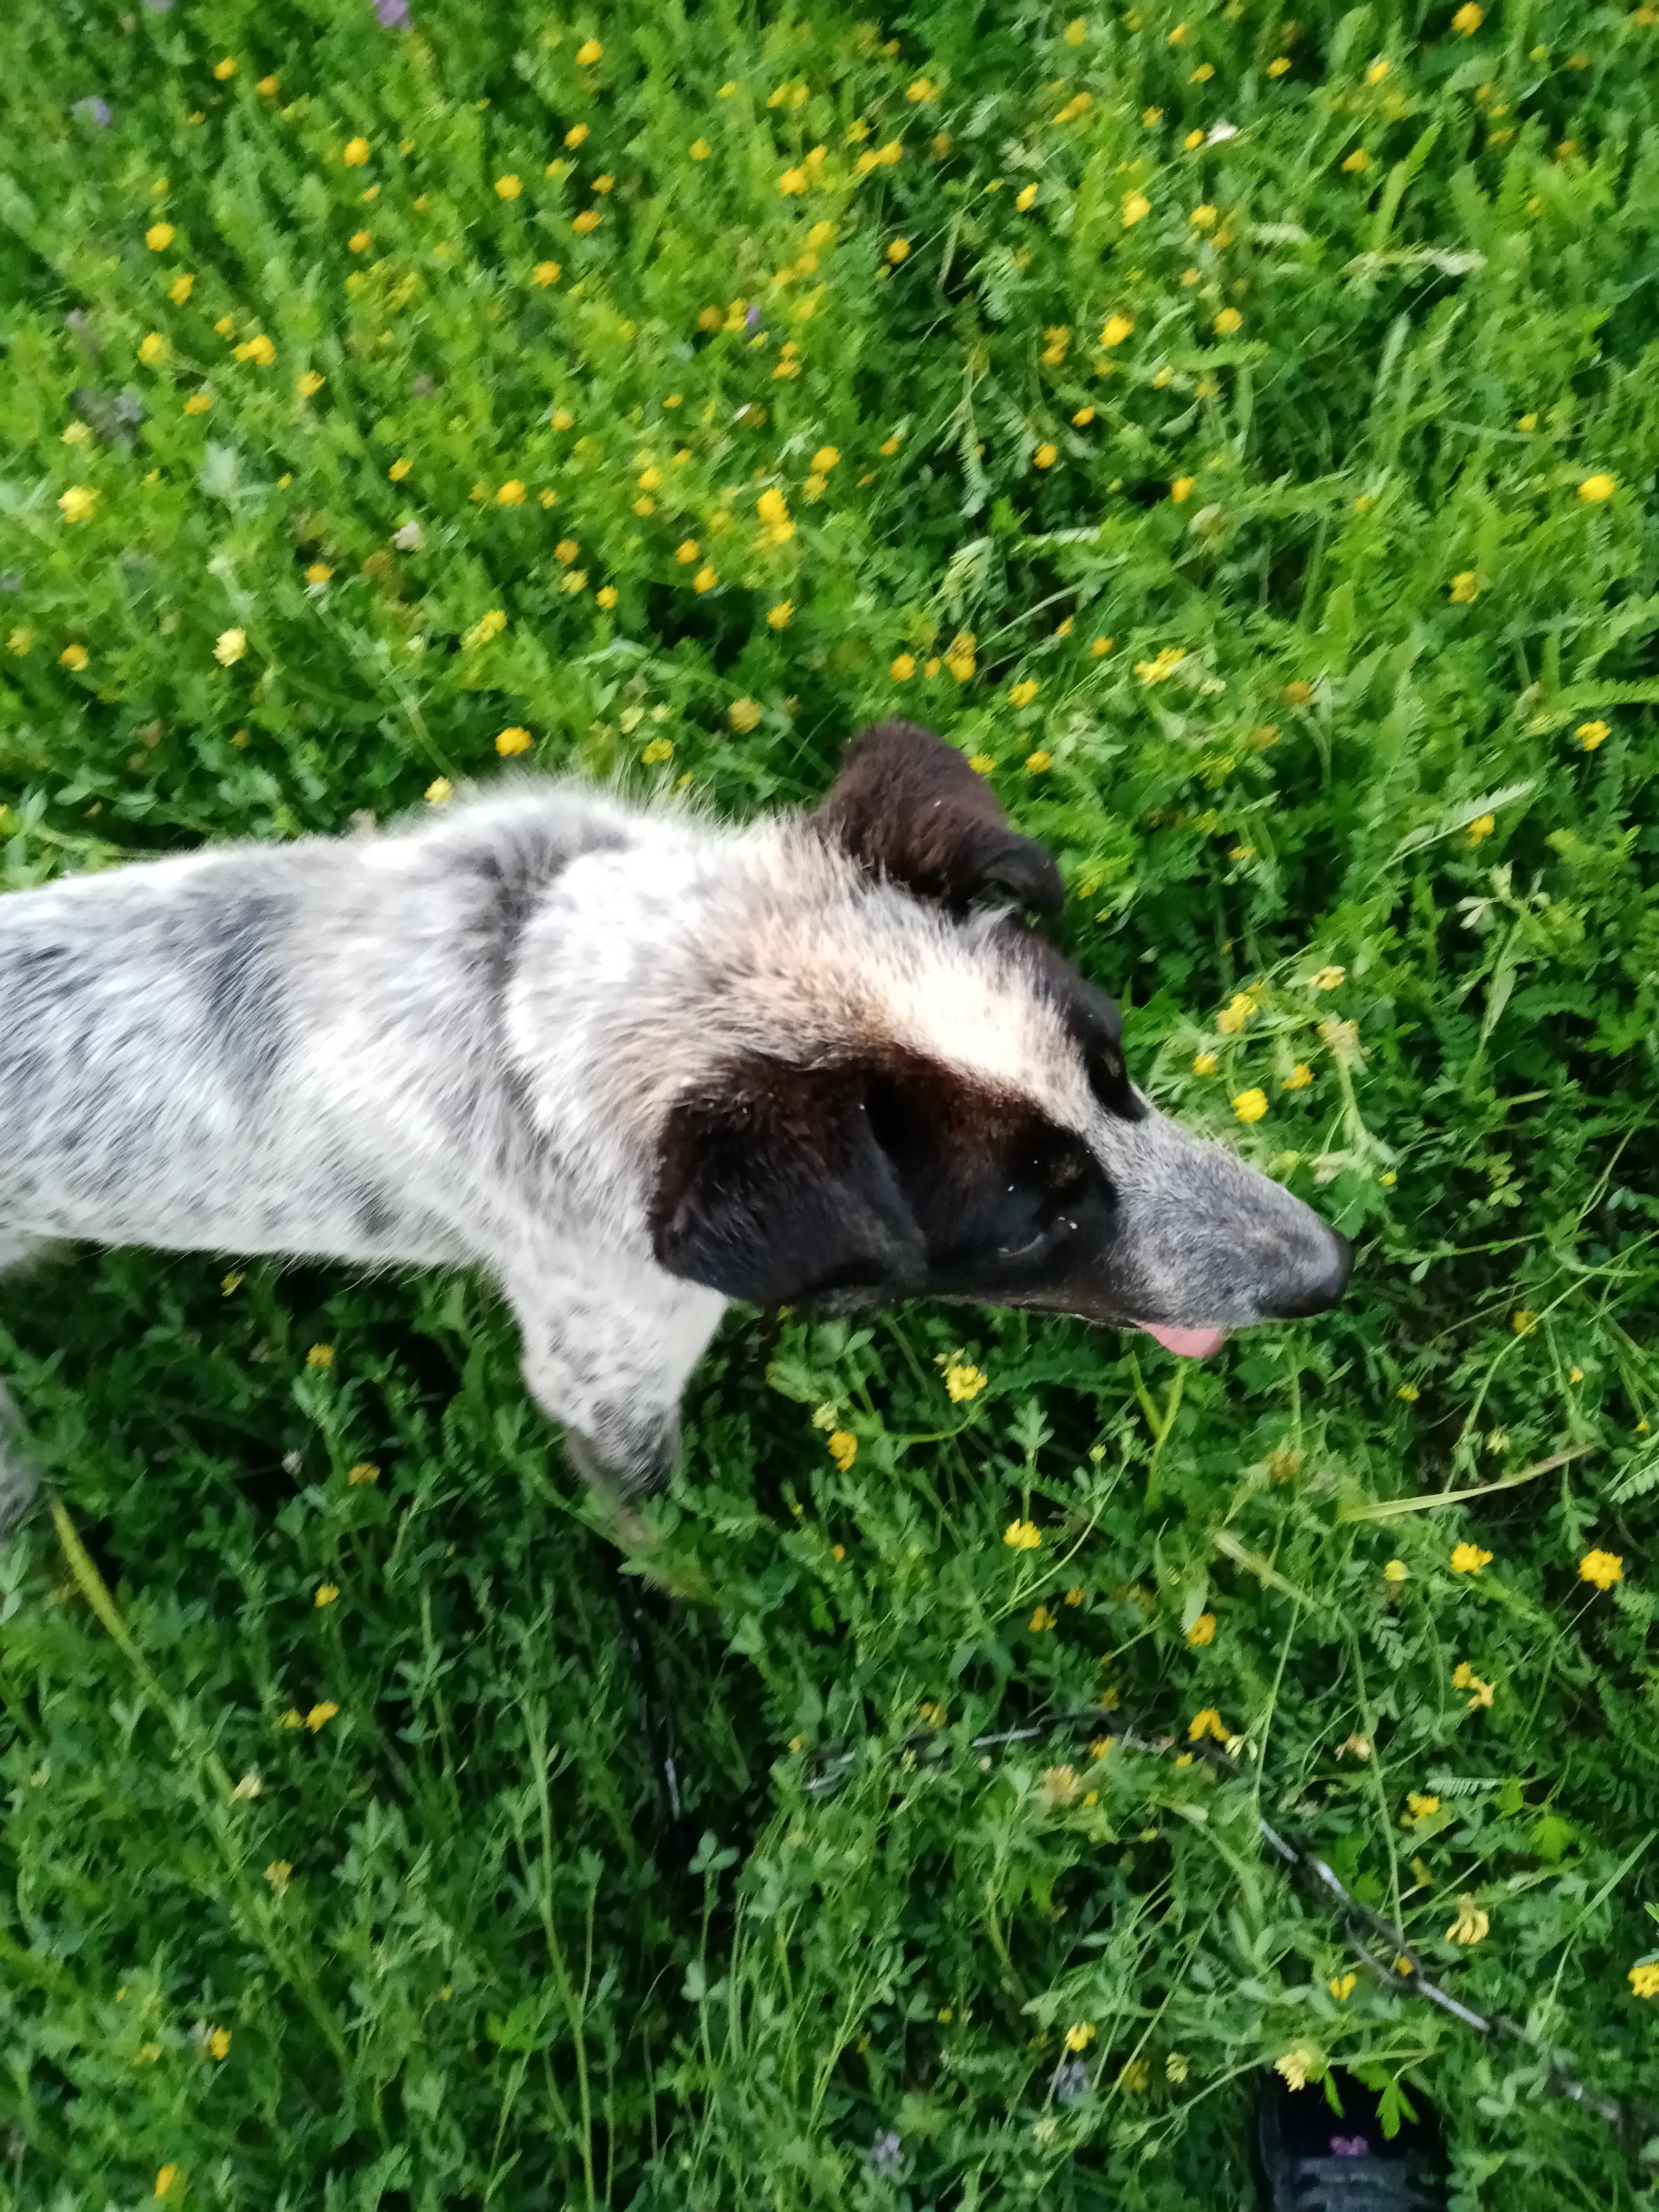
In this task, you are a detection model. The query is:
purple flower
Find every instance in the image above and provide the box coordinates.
[73,97,113,127]
[1330,2135,1370,2158]
[1051,2055,1092,2105]
[744,304,761,332]
[375,0,412,24]
[867,2129,902,2178]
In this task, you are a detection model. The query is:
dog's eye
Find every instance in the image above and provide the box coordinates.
[1043,1144,1088,1195]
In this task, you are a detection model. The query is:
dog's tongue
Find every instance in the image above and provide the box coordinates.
[1133,1322,1230,1358]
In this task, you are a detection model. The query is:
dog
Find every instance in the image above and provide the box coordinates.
[0,719,1350,1523]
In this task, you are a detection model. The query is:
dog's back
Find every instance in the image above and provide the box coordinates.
[0,784,646,1271]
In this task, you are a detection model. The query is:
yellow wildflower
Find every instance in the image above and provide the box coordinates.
[1452,2,1482,30]
[575,37,602,63]
[1282,1064,1313,1090]
[827,1429,857,1470]
[1267,55,1291,74]
[1187,1707,1228,1743]
[674,538,699,564]
[145,220,175,250]
[169,273,194,303]
[314,1584,339,1608]
[1033,442,1057,469]
[1449,571,1479,604]
[1449,1543,1492,1573]
[595,585,618,609]
[1630,1964,1659,1998]
[185,392,212,415]
[945,1362,987,1401]
[1576,719,1608,750]
[496,727,533,757]
[1190,203,1217,229]
[57,485,97,523]
[1003,1520,1041,1550]
[1025,750,1052,774]
[1466,813,1495,843]
[299,369,324,397]
[693,565,717,592]
[1579,1549,1623,1591]
[257,74,279,95]
[1447,1897,1489,1945]
[1384,1559,1408,1582]
[1134,644,1186,684]
[1233,1087,1268,1124]
[1275,2048,1317,2091]
[425,778,452,804]
[768,600,793,629]
[61,643,89,670]
[156,2166,180,2197]
[891,653,916,680]
[1578,472,1614,501]
[305,1701,338,1730]
[215,628,247,666]
[343,137,370,166]
[1016,183,1038,211]
[886,237,911,262]
[234,333,275,364]
[728,698,762,733]
[640,737,673,765]
[1171,475,1195,502]
[1030,1604,1057,1631]
[573,208,601,233]
[1065,2022,1096,2051]
[1122,189,1150,225]
[1100,312,1135,349]
[1342,148,1371,172]
[1187,1612,1216,1646]
[1192,1051,1217,1074]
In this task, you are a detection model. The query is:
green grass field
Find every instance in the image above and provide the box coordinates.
[3,1,1658,2204]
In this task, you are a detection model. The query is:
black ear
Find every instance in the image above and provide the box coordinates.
[649,1053,928,1305]
[813,719,1064,915]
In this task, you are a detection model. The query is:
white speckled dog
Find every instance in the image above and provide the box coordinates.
[0,720,1349,1523]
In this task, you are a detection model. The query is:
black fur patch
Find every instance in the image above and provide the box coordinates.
[815,720,1064,915]
[194,891,288,1087]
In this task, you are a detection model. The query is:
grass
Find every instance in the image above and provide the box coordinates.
[2,0,1658,2203]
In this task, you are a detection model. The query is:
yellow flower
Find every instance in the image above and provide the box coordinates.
[1576,719,1608,750]
[257,74,279,95]
[235,334,276,364]
[573,208,602,233]
[1192,1051,1217,1075]
[1187,1612,1216,1646]
[215,627,247,666]
[1406,1792,1440,1822]
[1003,1519,1041,1550]
[550,407,575,429]
[945,1362,987,1401]
[305,1342,333,1368]
[1025,750,1052,774]
[1578,472,1615,501]
[1029,1603,1057,1631]
[60,643,89,670]
[1452,2,1482,30]
[1629,1964,1659,1999]
[1190,203,1217,229]
[1447,1896,1489,1945]
[967,751,994,772]
[886,237,911,263]
[768,600,793,629]
[495,173,522,200]
[1064,2022,1096,2051]
[208,2025,231,2058]
[1449,1543,1492,1574]
[306,1702,339,1730]
[1267,55,1292,74]
[564,123,590,149]
[426,777,453,803]
[299,369,324,397]
[1213,306,1243,335]
[8,627,33,655]
[1342,148,1371,172]
[1187,1707,1228,1742]
[1281,1063,1313,1091]
[496,479,525,505]
[1448,570,1479,604]
[673,537,700,565]
[1467,812,1495,843]
[214,55,236,78]
[348,228,372,253]
[169,273,194,303]
[551,539,579,566]
[304,562,332,584]
[693,565,717,592]
[1122,189,1150,225]
[729,697,762,733]
[1033,442,1058,469]
[145,220,175,250]
[1329,1971,1358,2000]
[343,137,370,166]
[596,585,618,609]
[1312,964,1345,990]
[1171,475,1195,502]
[1072,407,1096,429]
[156,2166,180,2197]
[1396,1381,1419,1402]
[1232,1088,1268,1124]
[1134,645,1186,684]
[348,1462,380,1485]
[314,1585,339,1607]
[575,37,602,63]
[827,1429,857,1470]
[496,726,533,757]
[1275,2048,1319,2092]
[57,485,97,523]
[689,137,711,161]
[640,738,673,765]
[756,486,789,527]
[1579,1549,1623,1591]
[185,392,212,415]
[1016,183,1038,212]
[281,1708,303,1728]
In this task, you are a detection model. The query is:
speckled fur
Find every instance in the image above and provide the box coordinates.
[0,762,1345,1519]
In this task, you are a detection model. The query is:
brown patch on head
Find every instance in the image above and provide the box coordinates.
[814,720,1063,915]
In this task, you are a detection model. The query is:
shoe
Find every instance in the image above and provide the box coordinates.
[1255,2067,1448,2210]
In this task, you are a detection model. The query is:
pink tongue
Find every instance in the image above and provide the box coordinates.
[1133,1322,1230,1358]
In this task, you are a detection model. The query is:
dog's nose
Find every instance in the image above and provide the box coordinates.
[1266,1227,1353,1321]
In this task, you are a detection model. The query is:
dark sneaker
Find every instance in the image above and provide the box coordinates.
[1256,2067,1448,2211]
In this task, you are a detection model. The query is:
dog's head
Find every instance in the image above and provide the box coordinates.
[647,721,1351,1355]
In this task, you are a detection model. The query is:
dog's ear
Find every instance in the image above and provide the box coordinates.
[649,1053,927,1306]
[812,718,1064,915]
